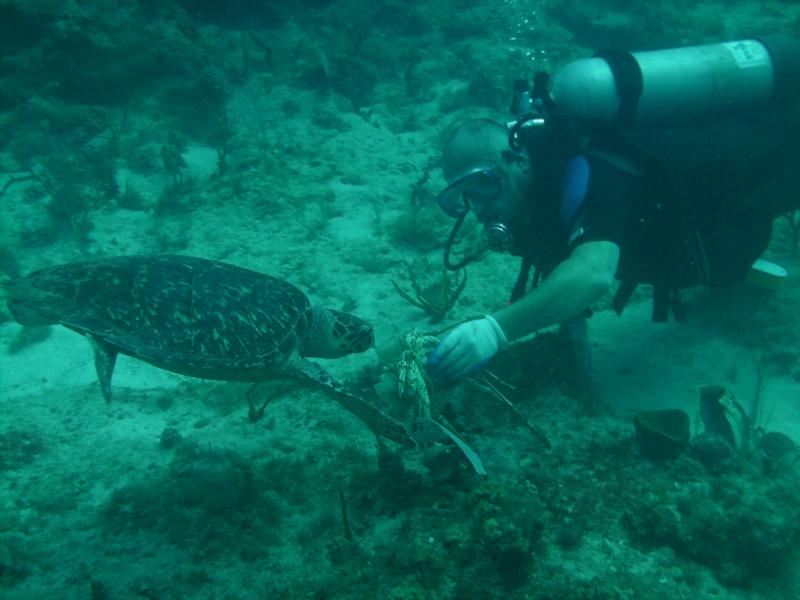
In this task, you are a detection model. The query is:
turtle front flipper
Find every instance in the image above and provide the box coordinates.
[88,335,118,402]
[293,358,416,448]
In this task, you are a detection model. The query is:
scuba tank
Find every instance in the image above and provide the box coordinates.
[506,33,800,224]
[533,34,800,127]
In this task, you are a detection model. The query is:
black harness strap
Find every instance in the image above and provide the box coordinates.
[510,256,533,303]
[652,284,670,322]
[612,281,687,323]
[611,280,637,316]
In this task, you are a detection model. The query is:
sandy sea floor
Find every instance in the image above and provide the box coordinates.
[1,1,800,598]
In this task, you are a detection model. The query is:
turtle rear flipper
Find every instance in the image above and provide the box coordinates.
[293,358,416,448]
[88,336,118,402]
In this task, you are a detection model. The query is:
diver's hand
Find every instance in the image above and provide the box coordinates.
[426,315,508,380]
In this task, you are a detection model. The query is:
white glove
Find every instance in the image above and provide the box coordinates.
[426,315,508,380]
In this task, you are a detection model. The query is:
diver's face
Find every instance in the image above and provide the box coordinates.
[467,152,530,229]
[438,151,530,220]
[439,126,534,252]
[437,156,530,253]
[436,163,505,220]
[476,158,531,252]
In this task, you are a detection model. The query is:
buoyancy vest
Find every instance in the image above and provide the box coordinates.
[512,106,800,321]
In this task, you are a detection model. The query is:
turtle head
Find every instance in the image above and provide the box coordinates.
[301,307,374,358]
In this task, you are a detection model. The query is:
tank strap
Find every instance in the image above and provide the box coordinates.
[755,34,800,107]
[593,49,644,127]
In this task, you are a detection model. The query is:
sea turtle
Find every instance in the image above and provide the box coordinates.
[6,255,415,447]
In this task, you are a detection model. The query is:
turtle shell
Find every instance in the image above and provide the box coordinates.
[12,255,312,380]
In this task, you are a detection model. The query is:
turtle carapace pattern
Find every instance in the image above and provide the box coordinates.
[7,255,415,447]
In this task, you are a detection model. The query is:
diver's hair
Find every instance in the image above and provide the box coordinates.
[441,118,509,178]
[443,118,508,149]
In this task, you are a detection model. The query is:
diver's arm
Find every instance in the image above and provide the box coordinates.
[426,240,619,380]
[492,240,620,342]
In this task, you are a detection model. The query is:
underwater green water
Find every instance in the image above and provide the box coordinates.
[0,1,799,598]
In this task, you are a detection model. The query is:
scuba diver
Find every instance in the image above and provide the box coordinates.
[426,35,800,380]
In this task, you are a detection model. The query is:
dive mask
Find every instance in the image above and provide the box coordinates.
[436,164,503,218]
[439,164,518,270]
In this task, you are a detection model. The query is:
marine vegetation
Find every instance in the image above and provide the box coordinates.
[392,260,467,322]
